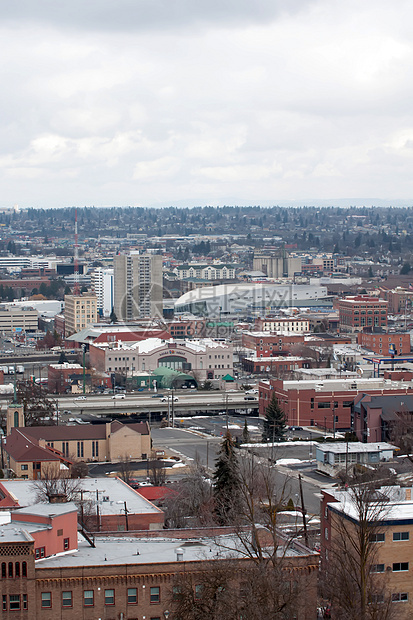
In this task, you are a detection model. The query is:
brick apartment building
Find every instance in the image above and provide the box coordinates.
[338,296,388,333]
[321,485,413,618]
[259,377,413,432]
[0,504,318,619]
[357,331,411,356]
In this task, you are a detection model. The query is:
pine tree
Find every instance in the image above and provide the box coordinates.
[242,419,250,444]
[262,394,287,442]
[213,431,241,525]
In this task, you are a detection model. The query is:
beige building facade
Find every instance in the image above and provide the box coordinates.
[64,292,98,337]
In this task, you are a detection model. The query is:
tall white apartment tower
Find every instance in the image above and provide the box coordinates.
[113,253,163,320]
[91,267,114,317]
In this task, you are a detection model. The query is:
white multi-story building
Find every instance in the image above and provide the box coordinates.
[114,253,163,320]
[90,337,233,381]
[173,263,237,280]
[91,267,114,317]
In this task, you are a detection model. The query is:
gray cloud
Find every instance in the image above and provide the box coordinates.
[0,0,413,207]
[1,0,311,32]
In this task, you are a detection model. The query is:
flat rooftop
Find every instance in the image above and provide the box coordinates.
[37,533,312,569]
[0,478,162,516]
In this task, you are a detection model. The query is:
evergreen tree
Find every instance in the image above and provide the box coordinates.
[213,431,241,525]
[262,394,287,442]
[109,308,118,323]
[241,419,250,444]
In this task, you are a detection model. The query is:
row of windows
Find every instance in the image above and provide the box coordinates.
[41,587,157,608]
[1,562,27,578]
[2,594,28,611]
[370,593,409,604]
[370,532,410,542]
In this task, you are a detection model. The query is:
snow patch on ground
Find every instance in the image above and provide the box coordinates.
[276,458,302,466]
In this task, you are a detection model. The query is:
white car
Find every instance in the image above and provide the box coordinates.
[74,396,87,401]
[161,396,179,402]
[112,394,125,400]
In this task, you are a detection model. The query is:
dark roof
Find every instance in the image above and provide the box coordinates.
[356,393,413,416]
[18,420,149,442]
[5,429,61,463]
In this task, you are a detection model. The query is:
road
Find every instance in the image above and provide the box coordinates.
[151,426,327,515]
[52,391,258,416]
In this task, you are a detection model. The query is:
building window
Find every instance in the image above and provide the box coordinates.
[62,592,72,608]
[84,590,94,607]
[9,595,20,611]
[1,563,5,578]
[369,533,385,543]
[392,593,408,602]
[15,562,20,577]
[318,402,331,408]
[41,592,52,608]
[64,538,69,550]
[393,562,409,572]
[393,532,409,541]
[172,586,182,601]
[371,564,385,573]
[77,441,84,458]
[8,562,13,578]
[22,562,27,578]
[21,464,28,470]
[150,586,160,603]
[195,584,203,600]
[127,588,137,604]
[23,594,27,610]
[105,589,115,605]
[2,595,6,612]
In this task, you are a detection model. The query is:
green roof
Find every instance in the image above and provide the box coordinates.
[153,366,197,388]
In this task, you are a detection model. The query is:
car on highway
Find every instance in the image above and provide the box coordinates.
[62,410,72,415]
[161,396,179,402]
[151,394,163,398]
[245,389,258,394]
[112,394,125,399]
[74,396,87,401]
[244,395,257,401]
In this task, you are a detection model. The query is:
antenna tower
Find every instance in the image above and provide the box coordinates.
[74,208,80,295]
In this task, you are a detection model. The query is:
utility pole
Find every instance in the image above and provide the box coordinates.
[82,344,86,394]
[299,473,309,548]
[124,501,129,531]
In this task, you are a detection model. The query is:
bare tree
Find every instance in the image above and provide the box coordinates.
[164,455,214,528]
[31,465,84,503]
[321,476,394,620]
[17,380,56,426]
[118,454,134,485]
[148,459,166,486]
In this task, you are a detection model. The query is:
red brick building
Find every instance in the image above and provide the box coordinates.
[338,295,388,333]
[0,513,318,620]
[259,377,413,432]
[242,331,305,356]
[357,331,411,356]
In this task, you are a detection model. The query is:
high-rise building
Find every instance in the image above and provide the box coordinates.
[90,267,114,317]
[64,293,98,336]
[113,253,163,320]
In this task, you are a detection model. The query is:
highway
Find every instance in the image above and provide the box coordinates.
[52,391,259,416]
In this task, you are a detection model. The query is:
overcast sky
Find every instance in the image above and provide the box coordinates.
[2,0,413,208]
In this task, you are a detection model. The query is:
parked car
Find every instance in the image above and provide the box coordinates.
[112,394,125,399]
[288,426,303,431]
